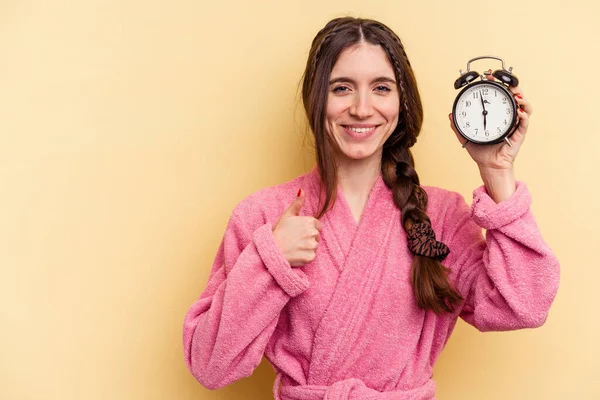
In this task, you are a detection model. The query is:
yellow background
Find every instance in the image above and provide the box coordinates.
[1,0,597,399]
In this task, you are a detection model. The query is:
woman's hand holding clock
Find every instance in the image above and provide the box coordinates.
[448,71,534,203]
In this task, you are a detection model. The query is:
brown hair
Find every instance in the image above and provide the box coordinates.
[301,17,463,314]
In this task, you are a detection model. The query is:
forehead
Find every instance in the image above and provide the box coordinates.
[330,43,395,79]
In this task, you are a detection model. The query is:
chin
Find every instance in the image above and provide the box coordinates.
[338,145,380,161]
[328,128,390,162]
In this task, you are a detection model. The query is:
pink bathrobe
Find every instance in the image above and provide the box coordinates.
[182,165,560,399]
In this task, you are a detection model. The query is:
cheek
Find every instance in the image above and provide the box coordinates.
[325,100,348,136]
[326,96,351,121]
[381,98,401,121]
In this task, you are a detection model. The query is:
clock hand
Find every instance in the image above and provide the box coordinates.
[480,90,485,111]
[480,90,487,131]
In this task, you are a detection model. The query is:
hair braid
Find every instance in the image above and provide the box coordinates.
[373,22,463,314]
[375,33,416,147]
[307,18,349,84]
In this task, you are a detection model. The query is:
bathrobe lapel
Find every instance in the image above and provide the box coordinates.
[305,167,399,384]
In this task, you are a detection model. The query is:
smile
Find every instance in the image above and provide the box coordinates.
[342,125,378,139]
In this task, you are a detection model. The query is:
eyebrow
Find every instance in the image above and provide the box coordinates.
[329,76,397,85]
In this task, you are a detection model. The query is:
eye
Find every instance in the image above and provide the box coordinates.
[375,85,391,92]
[332,86,350,93]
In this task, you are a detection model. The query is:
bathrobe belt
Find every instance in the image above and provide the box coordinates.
[278,377,436,400]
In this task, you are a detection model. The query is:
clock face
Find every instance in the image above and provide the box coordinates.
[452,81,517,144]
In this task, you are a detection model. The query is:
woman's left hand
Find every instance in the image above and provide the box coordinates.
[448,71,533,171]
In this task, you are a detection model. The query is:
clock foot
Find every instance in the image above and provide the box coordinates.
[504,137,513,147]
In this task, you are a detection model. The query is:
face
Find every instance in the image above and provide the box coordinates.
[325,42,400,164]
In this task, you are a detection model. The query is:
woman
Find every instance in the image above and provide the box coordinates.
[183,17,560,399]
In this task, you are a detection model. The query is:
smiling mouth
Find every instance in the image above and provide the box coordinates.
[342,125,378,134]
[341,125,379,139]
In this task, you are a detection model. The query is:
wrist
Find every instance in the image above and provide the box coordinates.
[478,167,516,203]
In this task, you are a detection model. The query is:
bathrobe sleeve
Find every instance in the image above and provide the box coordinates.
[182,200,310,389]
[441,181,560,332]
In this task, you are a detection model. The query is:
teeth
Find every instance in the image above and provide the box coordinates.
[347,126,375,133]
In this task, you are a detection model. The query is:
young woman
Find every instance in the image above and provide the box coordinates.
[183,17,560,399]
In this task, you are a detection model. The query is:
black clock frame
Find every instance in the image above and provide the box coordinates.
[452,80,519,145]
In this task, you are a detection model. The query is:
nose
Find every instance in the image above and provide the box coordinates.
[349,92,373,119]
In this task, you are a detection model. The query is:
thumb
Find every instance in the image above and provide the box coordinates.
[283,188,305,217]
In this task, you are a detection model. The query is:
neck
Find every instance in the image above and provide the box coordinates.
[336,154,382,202]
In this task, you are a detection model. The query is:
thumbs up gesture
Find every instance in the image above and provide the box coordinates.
[272,189,323,267]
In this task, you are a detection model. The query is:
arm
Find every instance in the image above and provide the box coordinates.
[442,182,560,332]
[182,205,310,389]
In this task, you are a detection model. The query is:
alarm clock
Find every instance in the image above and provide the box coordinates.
[452,56,520,146]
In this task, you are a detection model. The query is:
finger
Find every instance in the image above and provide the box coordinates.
[302,238,318,251]
[311,237,319,249]
[311,228,320,240]
[283,188,305,217]
[514,95,533,116]
[314,218,323,231]
[314,232,320,242]
[509,126,526,147]
[302,250,316,263]
[485,69,494,81]
[508,85,524,98]
[517,107,530,131]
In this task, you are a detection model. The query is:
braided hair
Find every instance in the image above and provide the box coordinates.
[301,17,463,314]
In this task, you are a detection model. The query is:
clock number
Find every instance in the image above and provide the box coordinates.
[485,130,489,137]
[506,108,511,114]
[482,88,488,95]
[504,119,507,125]
[465,101,471,107]
[497,127,501,134]
[465,121,470,128]
[502,97,507,104]
[461,111,466,117]
[495,90,498,97]
[473,92,479,99]
[474,128,478,135]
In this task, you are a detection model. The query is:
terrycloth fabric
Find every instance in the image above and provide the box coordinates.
[182,165,560,400]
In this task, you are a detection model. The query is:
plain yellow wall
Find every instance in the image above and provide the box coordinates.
[1,0,598,399]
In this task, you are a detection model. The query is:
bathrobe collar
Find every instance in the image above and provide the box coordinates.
[304,165,401,384]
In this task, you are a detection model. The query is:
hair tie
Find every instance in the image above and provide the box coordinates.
[406,222,450,261]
